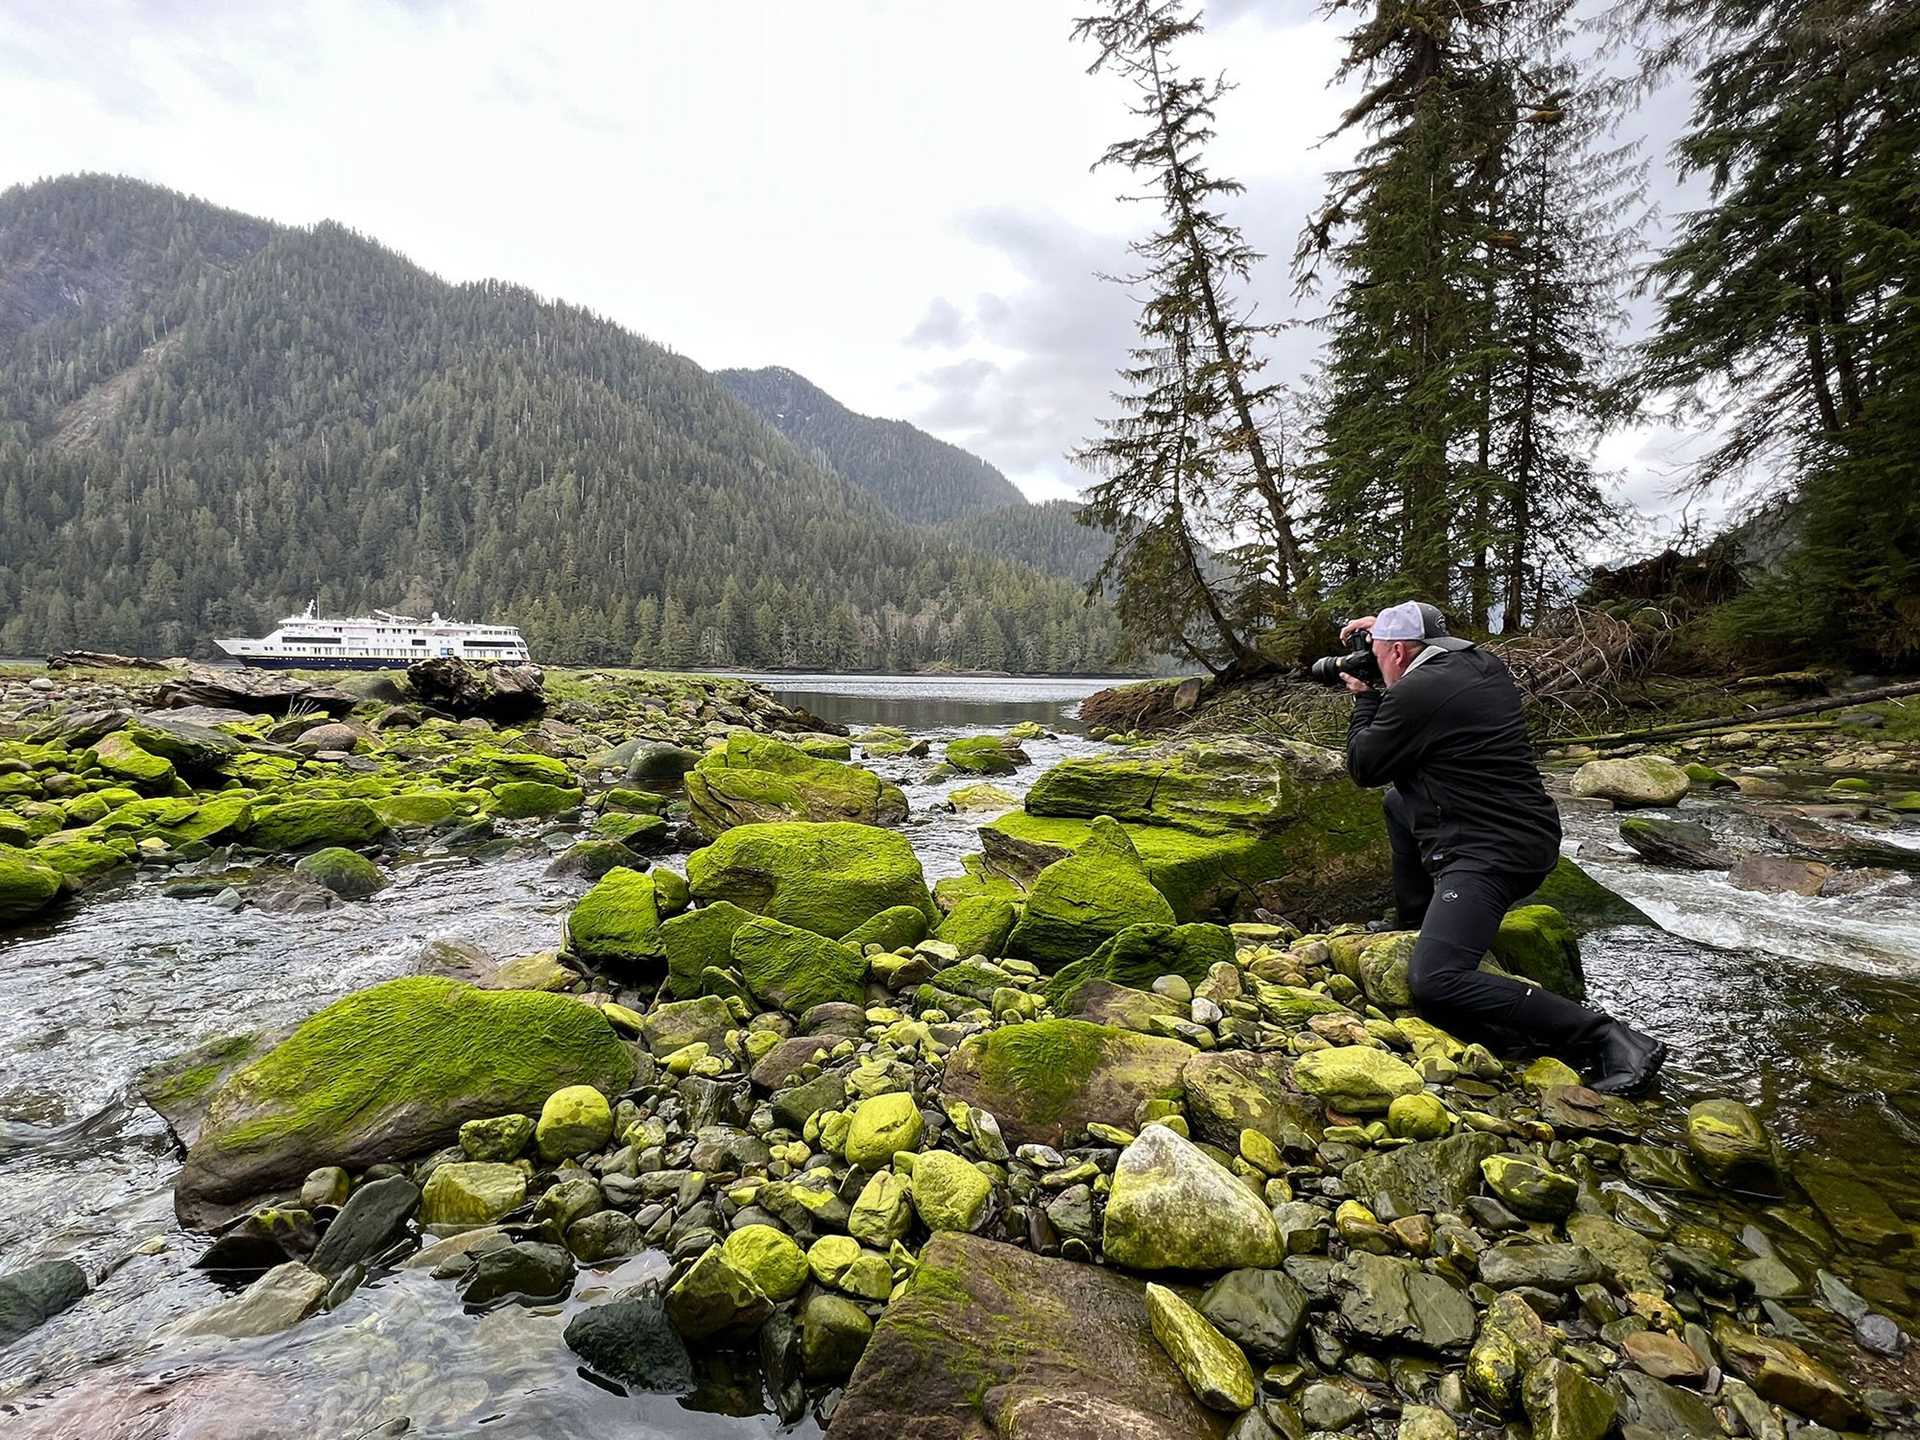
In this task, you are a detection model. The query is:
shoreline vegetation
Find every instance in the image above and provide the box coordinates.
[3,652,1916,1436]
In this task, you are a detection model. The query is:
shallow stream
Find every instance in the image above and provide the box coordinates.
[2,675,1917,1434]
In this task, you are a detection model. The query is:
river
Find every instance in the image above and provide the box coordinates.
[1,674,1916,1435]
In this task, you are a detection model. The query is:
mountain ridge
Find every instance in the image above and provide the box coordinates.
[0,173,1123,673]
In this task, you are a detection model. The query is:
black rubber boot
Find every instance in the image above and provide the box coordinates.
[1587,1020,1668,1096]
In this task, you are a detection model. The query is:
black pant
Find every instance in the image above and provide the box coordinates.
[1384,787,1608,1053]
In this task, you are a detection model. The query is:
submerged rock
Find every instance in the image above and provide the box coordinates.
[0,1259,89,1346]
[564,1292,695,1393]
[174,977,631,1227]
[167,1261,329,1340]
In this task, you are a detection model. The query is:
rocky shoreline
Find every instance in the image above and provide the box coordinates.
[2,660,1917,1439]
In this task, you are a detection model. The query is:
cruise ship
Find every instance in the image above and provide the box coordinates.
[215,605,531,669]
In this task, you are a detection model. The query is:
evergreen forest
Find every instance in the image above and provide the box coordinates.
[0,175,1125,672]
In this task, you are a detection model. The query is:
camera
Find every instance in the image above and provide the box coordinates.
[1307,629,1381,687]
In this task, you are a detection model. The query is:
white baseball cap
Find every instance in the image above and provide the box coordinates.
[1371,601,1431,641]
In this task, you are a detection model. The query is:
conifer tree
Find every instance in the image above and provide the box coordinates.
[1071,0,1306,674]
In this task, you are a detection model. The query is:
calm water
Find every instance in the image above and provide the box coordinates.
[3,674,1918,1434]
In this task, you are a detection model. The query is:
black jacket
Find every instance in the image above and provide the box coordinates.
[1346,643,1561,874]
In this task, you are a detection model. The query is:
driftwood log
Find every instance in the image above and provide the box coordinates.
[1541,680,1920,750]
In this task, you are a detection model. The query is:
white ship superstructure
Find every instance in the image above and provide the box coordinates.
[215,605,531,669]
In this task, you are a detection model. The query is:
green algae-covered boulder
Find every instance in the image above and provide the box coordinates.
[843,1091,925,1169]
[1490,905,1585,1001]
[174,976,634,1227]
[592,811,671,852]
[1519,855,1650,930]
[1103,1124,1282,1272]
[1044,921,1234,1013]
[90,732,177,791]
[1481,1154,1578,1220]
[21,838,131,886]
[1012,735,1393,923]
[491,780,584,819]
[1293,1046,1425,1115]
[1145,1281,1256,1412]
[0,849,63,924]
[442,749,572,786]
[686,732,908,837]
[154,793,256,847]
[945,735,1025,776]
[947,782,1019,814]
[686,821,938,940]
[732,914,867,1014]
[722,1223,810,1302]
[935,895,1017,960]
[293,847,387,900]
[536,1084,614,1162]
[940,1018,1192,1149]
[909,1149,992,1232]
[370,791,463,830]
[566,866,663,967]
[1005,816,1175,968]
[665,1244,773,1341]
[659,899,756,999]
[830,1232,1228,1440]
[420,1161,527,1226]
[246,799,387,853]
[1570,755,1690,808]
[839,904,930,952]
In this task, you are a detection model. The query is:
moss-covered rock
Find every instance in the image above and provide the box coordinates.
[935,895,1017,960]
[722,1224,809,1302]
[1489,905,1585,1000]
[945,735,1027,776]
[247,799,387,853]
[490,780,583,819]
[685,821,938,940]
[830,1233,1227,1440]
[947,782,1019,814]
[1684,1098,1778,1190]
[420,1162,527,1226]
[536,1084,614,1161]
[1569,756,1689,808]
[1519,855,1650,930]
[686,732,908,836]
[293,847,387,899]
[0,849,63,924]
[25,837,133,885]
[1104,1124,1282,1272]
[940,1018,1192,1148]
[591,811,671,852]
[838,904,929,952]
[175,976,634,1226]
[369,791,463,830]
[566,867,663,967]
[90,732,176,791]
[442,749,572,786]
[602,787,668,814]
[1293,1046,1425,1114]
[1005,816,1175,968]
[909,1148,992,1232]
[1044,922,1234,1013]
[731,914,867,1014]
[156,793,256,846]
[843,1090,925,1168]
[1145,1281,1257,1411]
[659,900,756,999]
[545,839,639,881]
[1013,736,1394,923]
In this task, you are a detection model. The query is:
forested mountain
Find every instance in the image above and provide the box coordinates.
[0,175,1123,672]
[717,365,1025,526]
[935,499,1112,587]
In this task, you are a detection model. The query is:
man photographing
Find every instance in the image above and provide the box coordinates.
[1334,601,1666,1095]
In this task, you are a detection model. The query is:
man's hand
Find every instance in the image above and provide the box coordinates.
[1340,614,1379,641]
[1341,673,1373,695]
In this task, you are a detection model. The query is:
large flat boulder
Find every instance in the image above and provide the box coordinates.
[829,1233,1229,1440]
[1001,736,1392,925]
[687,732,908,837]
[173,977,633,1227]
[940,1019,1191,1148]
[685,822,938,941]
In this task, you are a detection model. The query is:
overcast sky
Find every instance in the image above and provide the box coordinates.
[2,0,1735,547]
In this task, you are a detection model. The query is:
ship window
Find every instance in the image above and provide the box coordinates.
[464,640,522,649]
[412,638,426,646]
[284,635,341,644]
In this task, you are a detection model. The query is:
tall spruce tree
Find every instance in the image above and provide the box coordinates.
[1071,0,1306,675]
[1613,0,1920,660]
